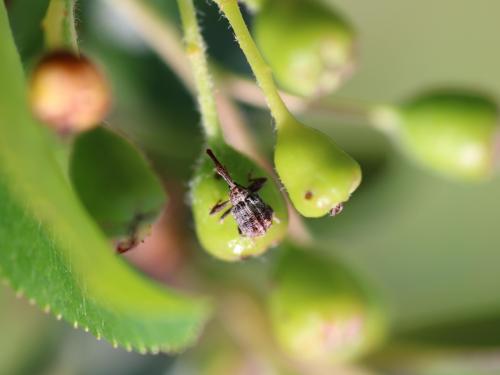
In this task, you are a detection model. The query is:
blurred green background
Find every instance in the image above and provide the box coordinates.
[3,0,500,374]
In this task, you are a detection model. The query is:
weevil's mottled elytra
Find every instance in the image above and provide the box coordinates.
[206,149,274,237]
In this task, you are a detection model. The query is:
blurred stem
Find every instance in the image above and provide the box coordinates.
[103,0,383,130]
[213,0,293,127]
[239,0,266,13]
[42,0,79,53]
[223,73,379,124]
[177,0,222,141]
[103,0,194,89]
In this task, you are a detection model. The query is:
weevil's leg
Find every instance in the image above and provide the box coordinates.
[237,226,242,235]
[219,207,233,223]
[273,213,281,224]
[248,177,267,192]
[209,199,229,215]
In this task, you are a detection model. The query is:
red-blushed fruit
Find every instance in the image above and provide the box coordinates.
[269,246,386,365]
[29,51,110,134]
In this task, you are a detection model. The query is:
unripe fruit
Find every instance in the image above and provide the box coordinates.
[254,0,355,97]
[275,118,361,218]
[29,51,110,134]
[374,90,500,180]
[190,143,288,261]
[269,246,386,365]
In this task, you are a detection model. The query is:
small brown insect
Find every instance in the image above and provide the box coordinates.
[115,212,152,254]
[206,149,274,237]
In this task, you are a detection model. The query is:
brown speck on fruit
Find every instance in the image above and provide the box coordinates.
[329,203,344,217]
[304,191,313,200]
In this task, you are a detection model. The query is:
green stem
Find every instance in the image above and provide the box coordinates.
[213,0,292,127]
[103,0,383,131]
[177,0,222,141]
[42,0,79,53]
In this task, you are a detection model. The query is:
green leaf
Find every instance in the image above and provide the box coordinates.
[0,3,210,353]
[70,127,167,243]
[0,288,57,375]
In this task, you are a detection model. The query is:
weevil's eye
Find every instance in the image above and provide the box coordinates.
[269,246,386,365]
[29,50,111,134]
[372,89,500,181]
[254,0,355,98]
[274,117,361,218]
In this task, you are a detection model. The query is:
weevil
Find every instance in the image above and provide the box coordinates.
[115,212,153,254]
[206,149,274,237]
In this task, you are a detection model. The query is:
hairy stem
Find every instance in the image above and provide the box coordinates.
[177,0,222,141]
[42,0,79,53]
[101,0,379,129]
[213,0,292,127]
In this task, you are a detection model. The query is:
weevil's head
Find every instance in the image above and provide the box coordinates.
[230,185,249,205]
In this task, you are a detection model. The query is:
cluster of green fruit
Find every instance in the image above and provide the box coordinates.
[23,0,499,365]
[253,0,499,182]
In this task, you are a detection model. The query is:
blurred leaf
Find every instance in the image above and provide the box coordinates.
[7,0,49,65]
[81,26,202,179]
[70,127,167,242]
[0,288,57,375]
[0,3,209,353]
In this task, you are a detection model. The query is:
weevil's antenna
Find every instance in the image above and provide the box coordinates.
[206,149,235,187]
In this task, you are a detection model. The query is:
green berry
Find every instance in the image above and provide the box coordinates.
[254,0,355,97]
[376,90,500,180]
[274,118,361,218]
[190,143,288,261]
[269,246,386,364]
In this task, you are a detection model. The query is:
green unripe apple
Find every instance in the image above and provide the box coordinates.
[190,143,288,261]
[375,90,500,180]
[254,0,355,97]
[274,118,361,218]
[269,246,386,365]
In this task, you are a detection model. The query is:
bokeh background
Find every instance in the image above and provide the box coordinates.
[3,0,500,374]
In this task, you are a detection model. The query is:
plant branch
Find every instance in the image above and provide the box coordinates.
[213,0,292,126]
[177,0,222,141]
[42,0,79,53]
[222,73,377,122]
[101,0,378,129]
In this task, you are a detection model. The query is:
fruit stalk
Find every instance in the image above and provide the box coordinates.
[42,0,79,53]
[213,0,291,126]
[177,0,222,141]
